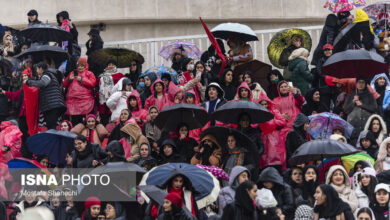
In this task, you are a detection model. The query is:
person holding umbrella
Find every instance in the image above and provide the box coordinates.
[170,123,198,163]
[344,77,378,145]
[227,37,253,67]
[236,113,264,157]
[25,62,66,130]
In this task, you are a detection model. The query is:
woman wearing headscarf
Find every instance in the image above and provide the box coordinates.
[63,57,96,126]
[144,79,170,111]
[371,73,390,116]
[72,135,108,168]
[171,124,198,163]
[108,109,132,142]
[266,69,284,100]
[142,106,163,159]
[344,77,378,145]
[106,140,126,162]
[285,113,310,163]
[133,143,157,171]
[126,60,142,89]
[221,181,258,220]
[219,69,236,101]
[86,28,104,76]
[301,88,329,116]
[241,71,267,100]
[107,78,133,123]
[325,165,359,212]
[301,165,319,206]
[370,183,390,220]
[127,90,148,127]
[361,114,388,147]
[313,184,354,220]
[70,114,108,146]
[158,192,196,220]
[190,134,222,167]
[355,207,376,220]
[140,72,157,107]
[105,202,126,220]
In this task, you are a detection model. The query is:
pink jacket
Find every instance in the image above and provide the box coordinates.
[144,79,170,111]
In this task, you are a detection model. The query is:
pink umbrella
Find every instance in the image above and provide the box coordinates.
[324,0,366,13]
[196,164,229,181]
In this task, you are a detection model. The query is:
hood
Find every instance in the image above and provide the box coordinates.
[377,137,390,161]
[200,134,222,150]
[257,92,275,110]
[144,72,157,85]
[138,142,151,157]
[161,139,177,152]
[288,48,309,61]
[127,90,142,112]
[358,130,377,145]
[120,123,142,140]
[354,207,376,220]
[364,114,387,137]
[257,167,284,186]
[267,69,284,84]
[236,82,253,101]
[167,82,183,103]
[56,11,70,25]
[184,89,199,105]
[150,79,166,97]
[370,73,390,91]
[305,88,320,104]
[205,82,225,101]
[329,134,347,143]
[276,80,289,97]
[293,113,309,128]
[325,165,350,187]
[228,166,250,186]
[354,9,369,23]
[77,57,89,71]
[1,121,17,131]
[106,140,125,160]
[121,78,132,91]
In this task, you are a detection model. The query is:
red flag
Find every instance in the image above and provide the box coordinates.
[200,17,226,76]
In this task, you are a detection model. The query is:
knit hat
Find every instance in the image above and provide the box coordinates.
[362,167,376,177]
[85,197,101,210]
[294,205,314,220]
[165,192,183,208]
[106,58,117,67]
[86,114,96,121]
[27,9,38,16]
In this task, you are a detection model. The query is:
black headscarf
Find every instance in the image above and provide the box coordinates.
[235,181,256,213]
[314,184,352,219]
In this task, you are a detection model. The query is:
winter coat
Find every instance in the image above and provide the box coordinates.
[9,199,49,220]
[157,208,196,220]
[220,71,237,101]
[375,137,390,173]
[159,139,185,164]
[120,122,149,162]
[285,113,310,162]
[355,186,370,208]
[370,202,389,220]
[106,91,131,122]
[371,73,390,116]
[218,166,250,215]
[279,45,300,67]
[258,93,288,169]
[325,165,359,212]
[127,90,148,127]
[72,142,108,168]
[356,130,379,160]
[222,145,256,181]
[288,48,313,96]
[173,136,198,163]
[0,75,9,116]
[144,79,170,111]
[190,134,222,167]
[257,167,295,219]
[344,88,378,145]
[63,68,96,115]
[70,123,108,146]
[237,125,264,157]
[348,9,374,51]
[311,14,338,65]
[26,69,66,113]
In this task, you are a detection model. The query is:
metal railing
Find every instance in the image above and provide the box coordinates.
[82,25,324,69]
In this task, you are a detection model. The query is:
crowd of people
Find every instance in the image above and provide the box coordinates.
[3,4,390,220]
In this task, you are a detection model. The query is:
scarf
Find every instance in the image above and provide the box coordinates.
[86,129,95,143]
[77,144,92,160]
[224,147,245,175]
[168,186,197,217]
[99,70,116,104]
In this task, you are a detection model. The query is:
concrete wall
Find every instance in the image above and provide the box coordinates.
[1,0,384,45]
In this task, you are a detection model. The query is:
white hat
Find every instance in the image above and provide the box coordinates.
[375,183,390,193]
[362,167,376,177]
[256,188,277,209]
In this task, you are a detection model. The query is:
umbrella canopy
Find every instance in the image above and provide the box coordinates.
[211,100,273,124]
[20,23,73,42]
[195,164,229,181]
[0,57,13,76]
[154,103,209,131]
[142,65,178,83]
[289,140,359,165]
[233,60,272,89]
[77,183,134,202]
[211,23,258,42]
[267,28,312,69]
[139,163,220,208]
[321,49,388,78]
[14,45,69,68]
[341,152,374,174]
[89,162,146,174]
[89,48,144,68]
[138,185,167,205]
[159,41,201,61]
[324,0,366,13]
[363,1,390,19]
[332,23,357,53]
[200,126,259,168]
[26,129,77,166]
[308,112,354,139]
[7,157,51,176]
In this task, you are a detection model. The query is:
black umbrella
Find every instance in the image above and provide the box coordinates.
[211,100,273,124]
[76,183,134,204]
[0,57,13,76]
[321,49,388,78]
[89,162,146,175]
[89,48,145,68]
[200,126,259,164]
[138,185,167,205]
[155,103,210,131]
[288,140,359,166]
[332,23,356,53]
[20,23,72,42]
[14,45,68,68]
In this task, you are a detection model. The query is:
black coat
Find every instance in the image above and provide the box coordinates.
[219,70,237,101]
[26,69,66,113]
[301,89,329,116]
[173,137,198,163]
[72,143,108,168]
[53,202,78,220]
[370,202,390,220]
[285,113,310,162]
[257,167,295,220]
[237,126,264,156]
[0,75,9,116]
[311,14,338,65]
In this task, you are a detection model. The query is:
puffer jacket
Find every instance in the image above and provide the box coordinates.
[120,122,149,162]
[325,165,359,212]
[288,48,313,96]
[26,68,66,113]
[375,137,390,173]
[257,167,295,219]
[218,166,250,215]
[258,93,287,169]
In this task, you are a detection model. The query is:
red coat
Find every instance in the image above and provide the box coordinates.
[168,82,183,104]
[144,79,170,111]
[63,69,96,115]
[258,94,288,169]
[0,121,22,163]
[127,90,148,128]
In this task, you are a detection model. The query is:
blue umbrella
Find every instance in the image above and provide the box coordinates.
[139,163,220,209]
[141,65,178,84]
[308,112,354,139]
[26,129,77,166]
